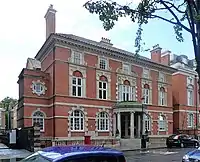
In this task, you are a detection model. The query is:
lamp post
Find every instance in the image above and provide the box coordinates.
[141,97,145,137]
[195,75,198,139]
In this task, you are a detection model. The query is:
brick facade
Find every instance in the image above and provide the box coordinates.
[17,5,180,146]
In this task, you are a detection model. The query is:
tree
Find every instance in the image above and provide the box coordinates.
[0,97,17,129]
[83,0,200,80]
[0,97,17,110]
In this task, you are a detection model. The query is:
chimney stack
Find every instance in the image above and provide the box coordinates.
[44,4,57,39]
[150,44,162,63]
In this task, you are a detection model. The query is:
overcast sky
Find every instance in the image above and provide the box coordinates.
[0,0,194,101]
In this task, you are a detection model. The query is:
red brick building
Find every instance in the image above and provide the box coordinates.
[17,5,176,146]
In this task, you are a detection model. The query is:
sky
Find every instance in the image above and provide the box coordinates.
[0,0,194,101]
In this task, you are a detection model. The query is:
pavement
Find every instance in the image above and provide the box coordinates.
[0,143,31,160]
[124,147,195,162]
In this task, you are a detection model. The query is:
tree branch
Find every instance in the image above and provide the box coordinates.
[160,0,192,33]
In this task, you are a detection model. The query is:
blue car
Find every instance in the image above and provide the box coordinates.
[182,148,200,162]
[20,145,126,162]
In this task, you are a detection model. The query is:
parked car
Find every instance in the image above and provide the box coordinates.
[166,134,199,148]
[20,145,126,162]
[182,147,200,162]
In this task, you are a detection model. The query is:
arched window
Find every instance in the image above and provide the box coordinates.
[98,75,108,99]
[187,85,194,106]
[32,111,45,131]
[72,71,83,97]
[97,112,109,131]
[70,110,84,131]
[158,114,166,131]
[188,113,194,127]
[143,84,150,104]
[144,114,151,131]
[159,87,166,106]
[118,80,136,101]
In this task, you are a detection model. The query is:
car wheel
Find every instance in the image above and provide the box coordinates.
[180,142,184,148]
[167,144,172,148]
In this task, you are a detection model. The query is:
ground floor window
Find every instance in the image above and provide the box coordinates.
[158,114,166,131]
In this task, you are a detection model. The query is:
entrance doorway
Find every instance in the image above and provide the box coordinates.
[121,112,130,138]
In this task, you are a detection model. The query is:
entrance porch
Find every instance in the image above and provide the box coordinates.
[113,101,147,139]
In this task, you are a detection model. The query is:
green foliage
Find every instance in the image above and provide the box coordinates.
[84,0,198,54]
[0,97,17,110]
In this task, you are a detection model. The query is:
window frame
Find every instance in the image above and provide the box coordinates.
[118,84,136,101]
[158,115,166,131]
[98,81,107,100]
[32,111,45,132]
[187,86,194,106]
[70,110,84,131]
[143,88,150,104]
[72,77,83,97]
[144,114,151,132]
[122,63,130,74]
[99,57,108,70]
[72,51,83,65]
[97,112,109,131]
[188,113,194,128]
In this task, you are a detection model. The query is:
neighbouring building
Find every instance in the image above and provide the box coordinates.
[17,5,177,146]
[0,108,6,129]
[10,104,18,129]
[151,48,200,136]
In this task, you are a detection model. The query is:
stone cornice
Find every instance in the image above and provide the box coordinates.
[35,33,177,74]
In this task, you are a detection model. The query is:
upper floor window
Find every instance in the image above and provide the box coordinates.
[122,63,130,74]
[98,75,108,99]
[32,111,45,132]
[70,110,84,131]
[99,58,108,70]
[187,76,194,85]
[97,112,109,131]
[159,87,167,106]
[143,69,150,78]
[72,51,83,65]
[142,84,150,104]
[187,85,194,106]
[159,72,165,82]
[188,113,194,128]
[72,71,83,97]
[118,80,136,101]
[158,114,166,131]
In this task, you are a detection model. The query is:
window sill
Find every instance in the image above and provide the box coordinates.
[97,130,109,132]
[159,130,166,132]
[70,130,85,132]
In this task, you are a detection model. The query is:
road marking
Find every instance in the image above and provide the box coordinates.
[152,151,178,155]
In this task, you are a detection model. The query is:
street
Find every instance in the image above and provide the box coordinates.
[124,148,195,162]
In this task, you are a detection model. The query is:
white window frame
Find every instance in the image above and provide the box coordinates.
[159,88,166,106]
[143,88,150,104]
[72,51,83,65]
[144,114,151,131]
[72,77,83,97]
[122,63,130,74]
[159,72,165,82]
[118,85,136,101]
[143,68,150,78]
[32,111,45,132]
[188,113,194,128]
[158,115,166,131]
[99,57,108,70]
[98,81,107,99]
[0,111,2,126]
[187,86,194,106]
[97,112,109,131]
[70,110,84,131]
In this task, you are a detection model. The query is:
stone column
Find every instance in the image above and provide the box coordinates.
[130,112,135,138]
[113,113,116,137]
[142,113,145,135]
[125,115,128,138]
[117,112,121,138]
[137,115,141,138]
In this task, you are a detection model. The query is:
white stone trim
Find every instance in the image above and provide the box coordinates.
[68,106,88,137]
[30,80,47,96]
[96,70,111,100]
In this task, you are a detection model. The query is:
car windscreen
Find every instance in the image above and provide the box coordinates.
[62,155,125,162]
[20,153,51,162]
[168,135,176,139]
